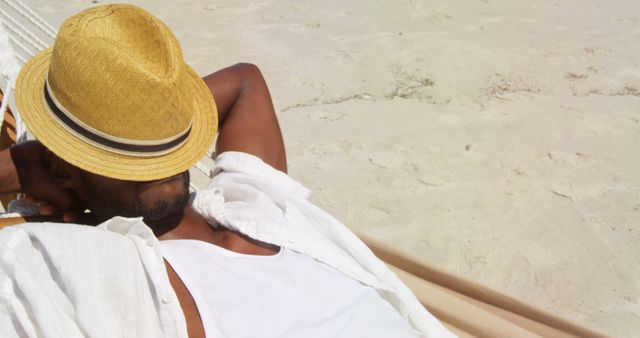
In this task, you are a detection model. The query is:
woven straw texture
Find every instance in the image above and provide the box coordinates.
[15,4,217,181]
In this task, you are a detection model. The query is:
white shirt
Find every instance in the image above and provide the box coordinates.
[160,239,418,338]
[192,151,453,337]
[0,219,186,338]
[0,151,454,337]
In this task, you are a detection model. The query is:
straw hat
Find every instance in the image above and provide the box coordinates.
[15,4,217,181]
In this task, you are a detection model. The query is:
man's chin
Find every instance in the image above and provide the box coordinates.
[141,207,186,236]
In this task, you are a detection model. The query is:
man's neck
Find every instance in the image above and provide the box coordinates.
[153,206,209,240]
[156,206,279,256]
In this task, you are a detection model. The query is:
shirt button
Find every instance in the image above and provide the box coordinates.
[162,294,173,304]
[146,238,156,247]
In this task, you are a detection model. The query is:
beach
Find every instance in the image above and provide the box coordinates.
[19,0,640,336]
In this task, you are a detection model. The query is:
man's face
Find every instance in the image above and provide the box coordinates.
[76,169,190,223]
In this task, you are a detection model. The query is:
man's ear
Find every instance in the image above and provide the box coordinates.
[43,150,82,188]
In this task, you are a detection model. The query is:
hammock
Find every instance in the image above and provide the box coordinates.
[0,0,54,140]
[0,1,606,337]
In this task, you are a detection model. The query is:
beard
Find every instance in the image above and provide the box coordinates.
[83,170,191,223]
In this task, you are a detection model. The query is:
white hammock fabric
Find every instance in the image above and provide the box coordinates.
[0,0,49,215]
[0,25,18,119]
[0,22,20,131]
[0,0,55,143]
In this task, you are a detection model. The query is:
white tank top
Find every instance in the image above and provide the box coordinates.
[159,239,417,338]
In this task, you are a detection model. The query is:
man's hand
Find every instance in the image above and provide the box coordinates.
[203,63,287,172]
[3,141,85,221]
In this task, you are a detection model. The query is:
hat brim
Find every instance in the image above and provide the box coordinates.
[15,48,218,181]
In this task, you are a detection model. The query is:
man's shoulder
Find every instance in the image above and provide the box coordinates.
[0,219,156,292]
[0,220,176,338]
[5,221,104,241]
[0,218,148,257]
[9,220,118,237]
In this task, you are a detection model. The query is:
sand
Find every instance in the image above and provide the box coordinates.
[12,0,640,336]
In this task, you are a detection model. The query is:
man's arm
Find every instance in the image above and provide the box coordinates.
[0,149,19,193]
[0,142,83,219]
[203,63,287,173]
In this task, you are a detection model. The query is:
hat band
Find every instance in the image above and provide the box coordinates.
[43,82,191,157]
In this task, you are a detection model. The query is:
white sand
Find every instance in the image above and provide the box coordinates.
[21,0,640,336]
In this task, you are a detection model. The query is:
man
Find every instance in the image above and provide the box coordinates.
[0,4,452,337]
